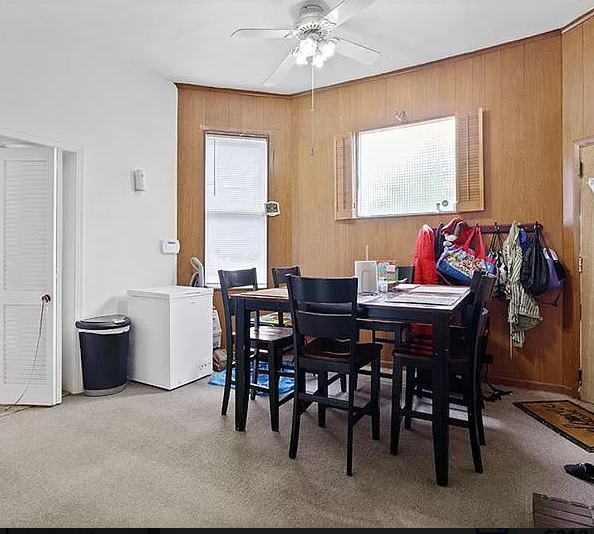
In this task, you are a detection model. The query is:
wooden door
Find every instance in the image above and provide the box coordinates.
[580,143,594,403]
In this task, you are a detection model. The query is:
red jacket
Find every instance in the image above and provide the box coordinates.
[412,224,438,336]
[413,224,439,285]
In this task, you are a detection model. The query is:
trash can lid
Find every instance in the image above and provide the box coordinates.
[75,314,131,330]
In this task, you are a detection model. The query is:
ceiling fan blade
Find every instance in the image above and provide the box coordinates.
[334,37,381,65]
[231,28,293,39]
[263,51,297,87]
[323,0,380,28]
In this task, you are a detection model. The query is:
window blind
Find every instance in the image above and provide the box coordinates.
[357,117,456,217]
[205,134,268,286]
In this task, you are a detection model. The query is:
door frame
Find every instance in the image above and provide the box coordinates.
[0,128,85,395]
[572,136,594,399]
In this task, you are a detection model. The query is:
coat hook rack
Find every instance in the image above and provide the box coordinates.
[394,110,407,124]
[435,221,544,235]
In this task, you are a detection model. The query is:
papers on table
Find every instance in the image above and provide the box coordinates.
[386,292,462,306]
[357,294,382,304]
[407,285,467,294]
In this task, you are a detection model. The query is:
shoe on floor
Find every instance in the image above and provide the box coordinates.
[564,463,594,482]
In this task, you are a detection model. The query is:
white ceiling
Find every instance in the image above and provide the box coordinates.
[3,0,594,94]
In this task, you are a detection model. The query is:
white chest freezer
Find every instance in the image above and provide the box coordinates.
[127,285,214,390]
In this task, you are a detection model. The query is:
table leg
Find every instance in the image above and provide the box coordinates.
[235,298,250,431]
[432,312,451,486]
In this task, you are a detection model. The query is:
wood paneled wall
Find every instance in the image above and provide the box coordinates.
[292,33,567,393]
[177,86,294,287]
[562,16,594,395]
[178,32,578,394]
[177,87,294,346]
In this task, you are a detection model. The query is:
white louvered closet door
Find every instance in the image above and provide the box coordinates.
[0,147,61,406]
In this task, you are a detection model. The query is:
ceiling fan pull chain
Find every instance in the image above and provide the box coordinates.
[310,64,316,156]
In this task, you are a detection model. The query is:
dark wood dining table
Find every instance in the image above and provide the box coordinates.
[230,283,470,487]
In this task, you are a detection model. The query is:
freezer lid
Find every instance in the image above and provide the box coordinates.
[127,285,214,300]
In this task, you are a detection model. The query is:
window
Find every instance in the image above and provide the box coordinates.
[358,117,456,217]
[205,133,268,287]
[334,110,484,220]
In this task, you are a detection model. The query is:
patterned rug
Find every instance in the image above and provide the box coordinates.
[514,400,594,452]
[207,361,294,396]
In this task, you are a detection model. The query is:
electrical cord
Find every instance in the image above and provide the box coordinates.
[482,357,513,402]
[4,294,50,410]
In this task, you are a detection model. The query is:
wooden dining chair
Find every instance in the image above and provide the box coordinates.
[218,268,295,432]
[274,266,348,393]
[271,265,301,326]
[390,273,495,473]
[405,270,495,445]
[286,275,382,476]
[396,265,415,283]
[272,265,301,288]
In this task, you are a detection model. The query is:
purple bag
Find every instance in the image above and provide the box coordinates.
[543,248,565,291]
[536,247,566,307]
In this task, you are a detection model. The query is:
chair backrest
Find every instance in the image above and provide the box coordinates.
[397,265,415,283]
[218,268,258,353]
[271,265,302,327]
[464,274,496,377]
[271,265,301,288]
[286,276,360,364]
[468,306,490,378]
[460,272,495,326]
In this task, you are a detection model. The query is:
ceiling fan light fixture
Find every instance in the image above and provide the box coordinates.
[295,51,308,66]
[312,53,325,68]
[234,0,383,86]
[319,39,336,58]
[299,37,317,57]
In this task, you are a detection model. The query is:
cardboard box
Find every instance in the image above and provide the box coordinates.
[377,260,397,282]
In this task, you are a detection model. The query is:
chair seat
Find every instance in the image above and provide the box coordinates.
[251,325,293,344]
[303,338,381,365]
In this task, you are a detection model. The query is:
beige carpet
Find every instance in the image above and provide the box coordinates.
[1,377,593,528]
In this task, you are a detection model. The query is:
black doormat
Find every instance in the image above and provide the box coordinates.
[514,400,594,452]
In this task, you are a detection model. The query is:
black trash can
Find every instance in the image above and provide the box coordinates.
[75,314,131,396]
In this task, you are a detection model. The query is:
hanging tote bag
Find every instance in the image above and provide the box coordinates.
[520,224,549,296]
[487,228,507,300]
[437,225,496,285]
[535,246,567,307]
[543,248,566,291]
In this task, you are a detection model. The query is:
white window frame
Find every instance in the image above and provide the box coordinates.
[204,132,268,288]
[355,115,457,218]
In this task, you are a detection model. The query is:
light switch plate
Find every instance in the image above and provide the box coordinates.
[160,239,180,254]
[134,169,146,191]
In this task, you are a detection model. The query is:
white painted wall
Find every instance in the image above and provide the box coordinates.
[0,4,178,393]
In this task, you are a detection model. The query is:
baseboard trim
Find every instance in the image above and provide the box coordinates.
[488,376,576,397]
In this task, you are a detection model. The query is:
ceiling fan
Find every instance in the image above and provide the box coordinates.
[231,0,382,87]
